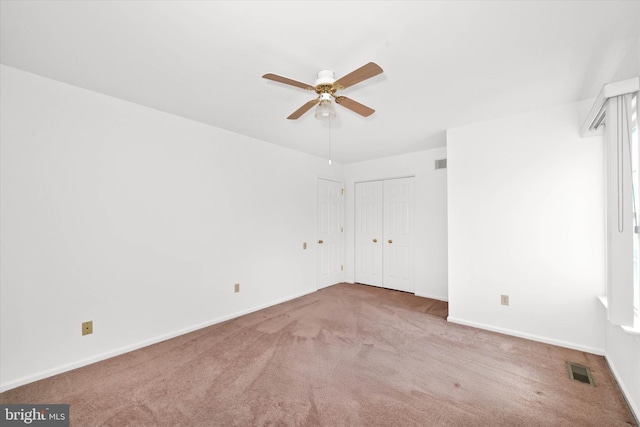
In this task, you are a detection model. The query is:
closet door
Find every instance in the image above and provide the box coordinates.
[355,181,383,286]
[354,177,414,292]
[383,177,414,293]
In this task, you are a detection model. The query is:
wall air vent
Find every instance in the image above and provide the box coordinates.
[566,362,595,386]
[435,159,447,169]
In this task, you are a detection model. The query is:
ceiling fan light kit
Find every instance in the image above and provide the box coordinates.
[262,62,383,121]
[314,93,336,121]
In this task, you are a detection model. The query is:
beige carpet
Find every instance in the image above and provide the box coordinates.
[1,283,636,426]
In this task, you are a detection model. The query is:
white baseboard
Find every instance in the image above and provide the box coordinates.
[0,288,317,393]
[415,292,448,302]
[347,282,448,302]
[446,316,605,356]
[605,354,640,424]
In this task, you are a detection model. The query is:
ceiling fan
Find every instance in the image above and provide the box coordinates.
[262,62,383,120]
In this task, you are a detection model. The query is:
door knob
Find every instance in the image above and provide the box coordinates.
[318,240,324,244]
[373,239,378,243]
[388,239,393,244]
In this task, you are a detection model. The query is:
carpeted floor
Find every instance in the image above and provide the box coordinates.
[1,283,636,426]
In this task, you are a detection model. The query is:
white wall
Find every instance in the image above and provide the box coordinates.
[603,306,640,420]
[447,99,606,354]
[344,148,448,301]
[0,65,343,391]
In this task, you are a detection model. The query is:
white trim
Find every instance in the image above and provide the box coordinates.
[315,175,343,184]
[353,174,416,185]
[415,292,448,302]
[447,316,605,355]
[605,355,640,424]
[596,296,640,336]
[598,295,608,308]
[0,288,317,393]
[581,76,640,137]
[620,324,640,337]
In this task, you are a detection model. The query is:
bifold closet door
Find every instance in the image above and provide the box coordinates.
[354,177,414,293]
[382,177,414,293]
[355,181,383,286]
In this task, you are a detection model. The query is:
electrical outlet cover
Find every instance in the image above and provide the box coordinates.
[82,321,93,336]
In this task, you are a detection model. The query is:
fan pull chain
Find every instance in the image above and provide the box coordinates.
[328,119,332,165]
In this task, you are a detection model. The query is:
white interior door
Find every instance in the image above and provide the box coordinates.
[355,181,383,286]
[316,179,343,289]
[383,177,414,293]
[354,177,414,292]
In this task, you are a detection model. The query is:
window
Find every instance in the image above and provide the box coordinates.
[583,77,639,329]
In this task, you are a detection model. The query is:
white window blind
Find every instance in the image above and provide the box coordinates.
[583,77,639,328]
[604,93,636,327]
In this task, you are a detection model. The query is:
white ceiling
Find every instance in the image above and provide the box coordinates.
[1,1,638,163]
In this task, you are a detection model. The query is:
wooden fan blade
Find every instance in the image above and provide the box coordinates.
[335,96,375,117]
[287,99,319,120]
[262,73,314,90]
[334,62,383,89]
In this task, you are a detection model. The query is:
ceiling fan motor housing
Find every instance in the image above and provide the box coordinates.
[315,70,335,86]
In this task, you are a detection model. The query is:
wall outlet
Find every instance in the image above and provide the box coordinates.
[82,320,93,336]
[234,283,240,293]
[501,295,510,306]
[303,242,307,250]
